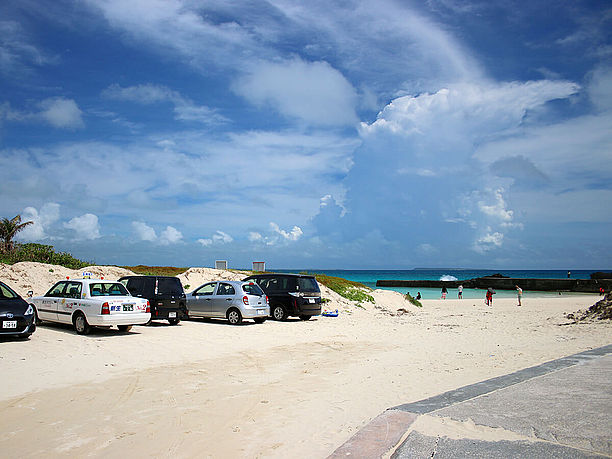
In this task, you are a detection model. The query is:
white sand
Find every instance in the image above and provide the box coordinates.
[1,262,610,458]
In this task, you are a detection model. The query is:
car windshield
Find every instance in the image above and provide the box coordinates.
[0,283,18,299]
[90,283,130,296]
[156,278,183,295]
[242,283,264,296]
[297,277,320,292]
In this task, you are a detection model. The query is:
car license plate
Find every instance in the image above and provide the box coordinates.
[3,320,17,329]
[123,304,134,311]
[309,298,315,304]
[256,309,265,315]
[169,312,177,318]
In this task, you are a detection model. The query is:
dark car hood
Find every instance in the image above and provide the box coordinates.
[0,297,29,315]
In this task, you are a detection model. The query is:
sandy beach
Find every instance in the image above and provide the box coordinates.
[1,263,610,458]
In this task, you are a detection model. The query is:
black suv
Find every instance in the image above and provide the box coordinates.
[242,273,321,321]
[118,276,186,325]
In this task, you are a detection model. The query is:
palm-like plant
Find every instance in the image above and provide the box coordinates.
[0,215,34,253]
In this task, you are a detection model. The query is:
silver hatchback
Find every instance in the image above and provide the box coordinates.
[186,280,269,325]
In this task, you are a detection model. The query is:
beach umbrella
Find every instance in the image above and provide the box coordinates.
[487,287,496,294]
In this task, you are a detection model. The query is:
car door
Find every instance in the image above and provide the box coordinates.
[189,282,216,317]
[38,281,68,322]
[212,283,235,316]
[56,281,82,324]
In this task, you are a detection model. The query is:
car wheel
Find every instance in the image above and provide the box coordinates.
[272,305,287,321]
[73,312,91,335]
[118,325,132,332]
[299,315,311,321]
[253,318,266,324]
[227,308,242,325]
[168,318,180,325]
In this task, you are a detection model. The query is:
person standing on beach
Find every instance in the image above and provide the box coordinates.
[416,292,421,300]
[441,286,447,299]
[516,285,523,306]
[458,285,463,299]
[486,289,493,306]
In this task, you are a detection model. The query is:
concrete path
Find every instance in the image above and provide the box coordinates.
[329,344,612,458]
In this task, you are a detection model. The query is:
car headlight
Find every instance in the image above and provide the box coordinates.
[25,305,34,316]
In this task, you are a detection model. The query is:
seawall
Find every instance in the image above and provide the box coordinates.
[376,277,612,293]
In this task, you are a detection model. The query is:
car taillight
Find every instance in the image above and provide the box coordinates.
[243,296,249,305]
[101,302,110,315]
[266,295,269,304]
[146,300,150,313]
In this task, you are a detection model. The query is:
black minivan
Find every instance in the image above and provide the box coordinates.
[242,273,321,321]
[118,276,186,325]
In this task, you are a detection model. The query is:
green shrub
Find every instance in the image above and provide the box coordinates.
[0,243,90,269]
[405,293,422,308]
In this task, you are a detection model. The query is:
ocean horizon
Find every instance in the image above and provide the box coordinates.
[274,269,607,300]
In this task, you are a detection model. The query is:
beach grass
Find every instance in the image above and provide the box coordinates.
[302,272,375,303]
[404,292,423,307]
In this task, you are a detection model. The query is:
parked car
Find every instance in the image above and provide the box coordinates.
[118,276,186,325]
[242,273,321,321]
[0,281,36,339]
[30,277,150,335]
[186,280,269,325]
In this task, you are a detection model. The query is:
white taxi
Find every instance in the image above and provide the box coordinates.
[31,276,150,335]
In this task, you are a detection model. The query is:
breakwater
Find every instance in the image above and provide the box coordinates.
[376,277,612,293]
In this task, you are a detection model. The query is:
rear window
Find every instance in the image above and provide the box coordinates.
[156,277,184,295]
[256,276,295,292]
[0,283,18,299]
[242,283,264,296]
[90,283,130,296]
[297,277,319,292]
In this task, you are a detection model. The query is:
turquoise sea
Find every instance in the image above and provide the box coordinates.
[277,269,604,300]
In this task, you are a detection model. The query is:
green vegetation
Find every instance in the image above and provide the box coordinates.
[303,272,375,303]
[123,265,189,276]
[405,292,423,308]
[0,243,90,269]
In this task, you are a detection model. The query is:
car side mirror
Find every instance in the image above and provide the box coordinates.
[27,291,33,298]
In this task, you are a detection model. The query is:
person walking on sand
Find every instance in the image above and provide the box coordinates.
[516,285,523,306]
[486,289,493,306]
[458,284,463,299]
[441,286,447,299]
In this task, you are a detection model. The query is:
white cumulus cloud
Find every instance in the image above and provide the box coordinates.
[159,226,183,245]
[64,213,101,240]
[132,221,157,241]
[198,230,233,247]
[270,222,303,241]
[17,203,61,241]
[473,231,504,253]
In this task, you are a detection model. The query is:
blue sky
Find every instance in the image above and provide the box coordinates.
[1,0,611,269]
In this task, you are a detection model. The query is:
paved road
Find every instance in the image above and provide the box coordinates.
[329,344,612,458]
